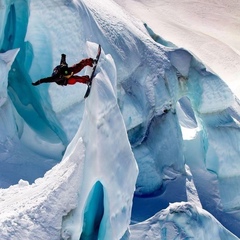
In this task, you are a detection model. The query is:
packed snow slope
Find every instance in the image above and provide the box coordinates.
[0,0,240,239]
[113,0,240,98]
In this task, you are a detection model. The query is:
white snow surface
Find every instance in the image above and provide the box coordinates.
[114,0,240,99]
[0,0,240,239]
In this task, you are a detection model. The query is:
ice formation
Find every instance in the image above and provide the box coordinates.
[0,0,240,239]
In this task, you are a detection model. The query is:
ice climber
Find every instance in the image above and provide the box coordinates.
[32,54,95,86]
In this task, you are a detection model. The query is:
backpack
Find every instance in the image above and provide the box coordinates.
[52,65,71,77]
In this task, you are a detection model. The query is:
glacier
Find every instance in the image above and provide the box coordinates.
[0,0,240,239]
[114,0,240,99]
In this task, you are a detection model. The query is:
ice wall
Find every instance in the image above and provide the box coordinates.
[0,45,138,240]
[0,49,19,140]
[62,44,138,240]
[83,0,186,194]
[167,46,240,214]
[2,0,240,211]
[130,202,239,240]
[2,0,186,194]
[0,48,65,188]
[1,0,240,238]
[0,0,65,160]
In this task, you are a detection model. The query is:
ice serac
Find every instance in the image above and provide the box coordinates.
[0,48,64,187]
[130,202,239,240]
[0,44,138,240]
[62,44,138,240]
[0,49,19,141]
[183,55,240,213]
[167,46,240,212]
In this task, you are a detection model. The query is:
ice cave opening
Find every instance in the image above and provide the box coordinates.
[80,181,105,240]
[176,96,198,140]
